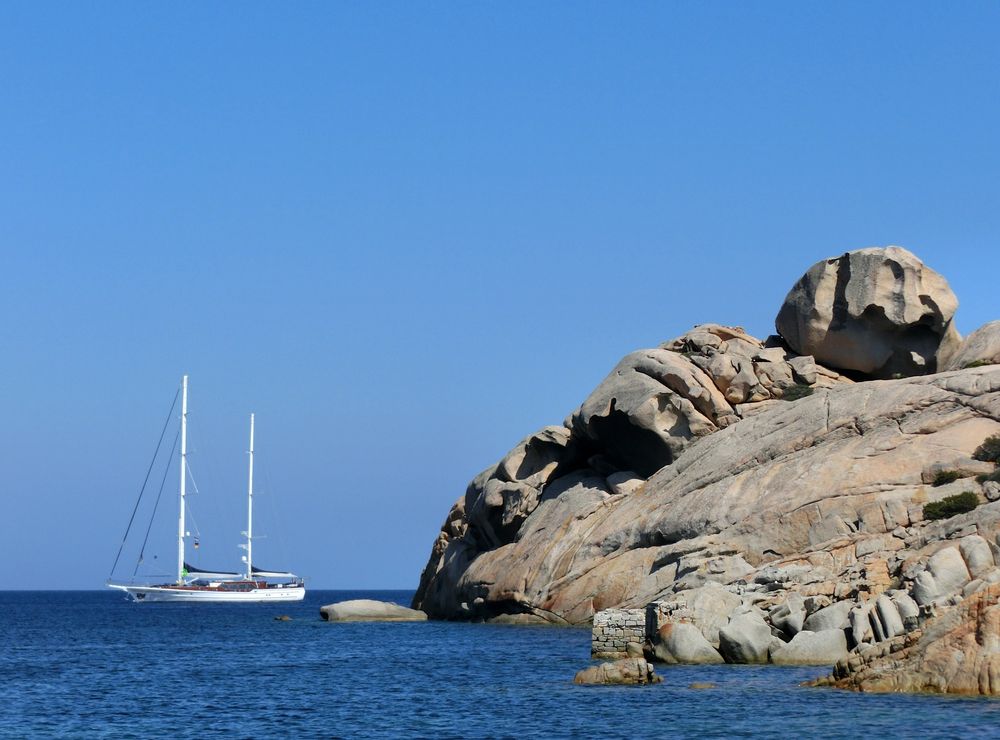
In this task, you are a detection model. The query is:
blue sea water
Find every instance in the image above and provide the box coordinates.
[2,590,1000,739]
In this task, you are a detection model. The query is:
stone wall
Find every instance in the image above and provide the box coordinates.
[591,608,650,657]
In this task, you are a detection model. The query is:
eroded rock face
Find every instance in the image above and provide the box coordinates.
[414,365,1000,624]
[946,321,1000,371]
[775,247,960,379]
[412,325,855,622]
[413,247,998,639]
[568,348,735,476]
[718,611,774,664]
[821,583,1000,694]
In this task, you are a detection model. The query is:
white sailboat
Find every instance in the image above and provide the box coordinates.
[109,375,305,603]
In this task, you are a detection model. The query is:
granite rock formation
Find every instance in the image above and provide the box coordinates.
[775,246,960,378]
[413,246,1000,692]
[945,321,1000,371]
[818,582,1000,694]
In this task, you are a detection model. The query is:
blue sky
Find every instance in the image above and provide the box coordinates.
[2,3,997,588]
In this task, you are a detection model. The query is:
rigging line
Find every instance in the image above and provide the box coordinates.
[109,386,180,578]
[186,461,201,495]
[184,464,203,537]
[260,456,291,570]
[133,427,180,577]
[186,501,202,541]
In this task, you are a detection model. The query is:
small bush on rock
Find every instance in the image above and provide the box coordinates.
[964,359,995,369]
[932,470,963,487]
[973,435,1000,465]
[923,492,979,521]
[782,384,814,401]
[977,469,1000,485]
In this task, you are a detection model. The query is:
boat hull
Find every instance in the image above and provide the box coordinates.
[110,584,305,603]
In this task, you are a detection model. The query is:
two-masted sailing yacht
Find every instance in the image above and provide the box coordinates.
[108,376,305,602]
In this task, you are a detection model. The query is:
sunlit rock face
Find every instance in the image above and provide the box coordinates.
[412,247,999,646]
[775,246,960,379]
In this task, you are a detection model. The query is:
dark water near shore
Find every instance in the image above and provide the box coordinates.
[3,590,1000,738]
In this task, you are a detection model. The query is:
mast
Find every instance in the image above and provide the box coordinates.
[177,374,188,584]
[245,413,254,580]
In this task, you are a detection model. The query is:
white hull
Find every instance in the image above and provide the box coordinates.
[110,584,305,603]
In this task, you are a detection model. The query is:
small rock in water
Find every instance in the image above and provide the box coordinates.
[274,615,292,622]
[688,682,717,690]
[320,599,428,622]
[573,658,662,686]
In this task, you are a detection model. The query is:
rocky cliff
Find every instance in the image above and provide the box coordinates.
[413,247,1000,687]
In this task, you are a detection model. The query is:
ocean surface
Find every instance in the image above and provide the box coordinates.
[3,590,1000,738]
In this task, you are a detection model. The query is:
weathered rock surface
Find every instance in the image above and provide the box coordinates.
[718,612,774,664]
[775,247,959,378]
[320,600,428,622]
[412,246,1000,691]
[770,629,849,665]
[651,622,724,665]
[946,321,1000,371]
[415,365,1000,624]
[802,601,852,633]
[820,584,1000,694]
[573,658,662,686]
[769,594,806,638]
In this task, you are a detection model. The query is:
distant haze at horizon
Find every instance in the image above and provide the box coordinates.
[2,3,997,589]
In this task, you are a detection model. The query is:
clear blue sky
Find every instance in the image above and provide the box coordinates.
[2,3,997,588]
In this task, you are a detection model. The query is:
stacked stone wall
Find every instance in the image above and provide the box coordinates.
[591,608,649,657]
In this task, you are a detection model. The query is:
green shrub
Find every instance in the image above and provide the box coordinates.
[932,470,963,487]
[923,492,979,521]
[979,468,1000,485]
[782,384,814,401]
[964,359,995,369]
[973,435,1000,464]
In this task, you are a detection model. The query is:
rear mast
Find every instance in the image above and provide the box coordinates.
[245,413,254,580]
[176,375,188,584]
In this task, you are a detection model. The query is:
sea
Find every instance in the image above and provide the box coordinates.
[3,590,1000,739]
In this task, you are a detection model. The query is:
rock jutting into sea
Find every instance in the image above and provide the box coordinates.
[320,599,428,622]
[412,245,1000,695]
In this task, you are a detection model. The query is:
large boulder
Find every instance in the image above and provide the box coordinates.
[769,594,806,637]
[770,629,849,665]
[912,546,972,606]
[573,658,662,686]
[775,247,959,378]
[652,584,742,647]
[651,622,725,664]
[803,600,853,633]
[718,612,775,664]
[320,600,428,622]
[946,321,1000,371]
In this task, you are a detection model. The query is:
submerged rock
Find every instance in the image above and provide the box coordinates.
[320,600,428,622]
[573,658,662,686]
